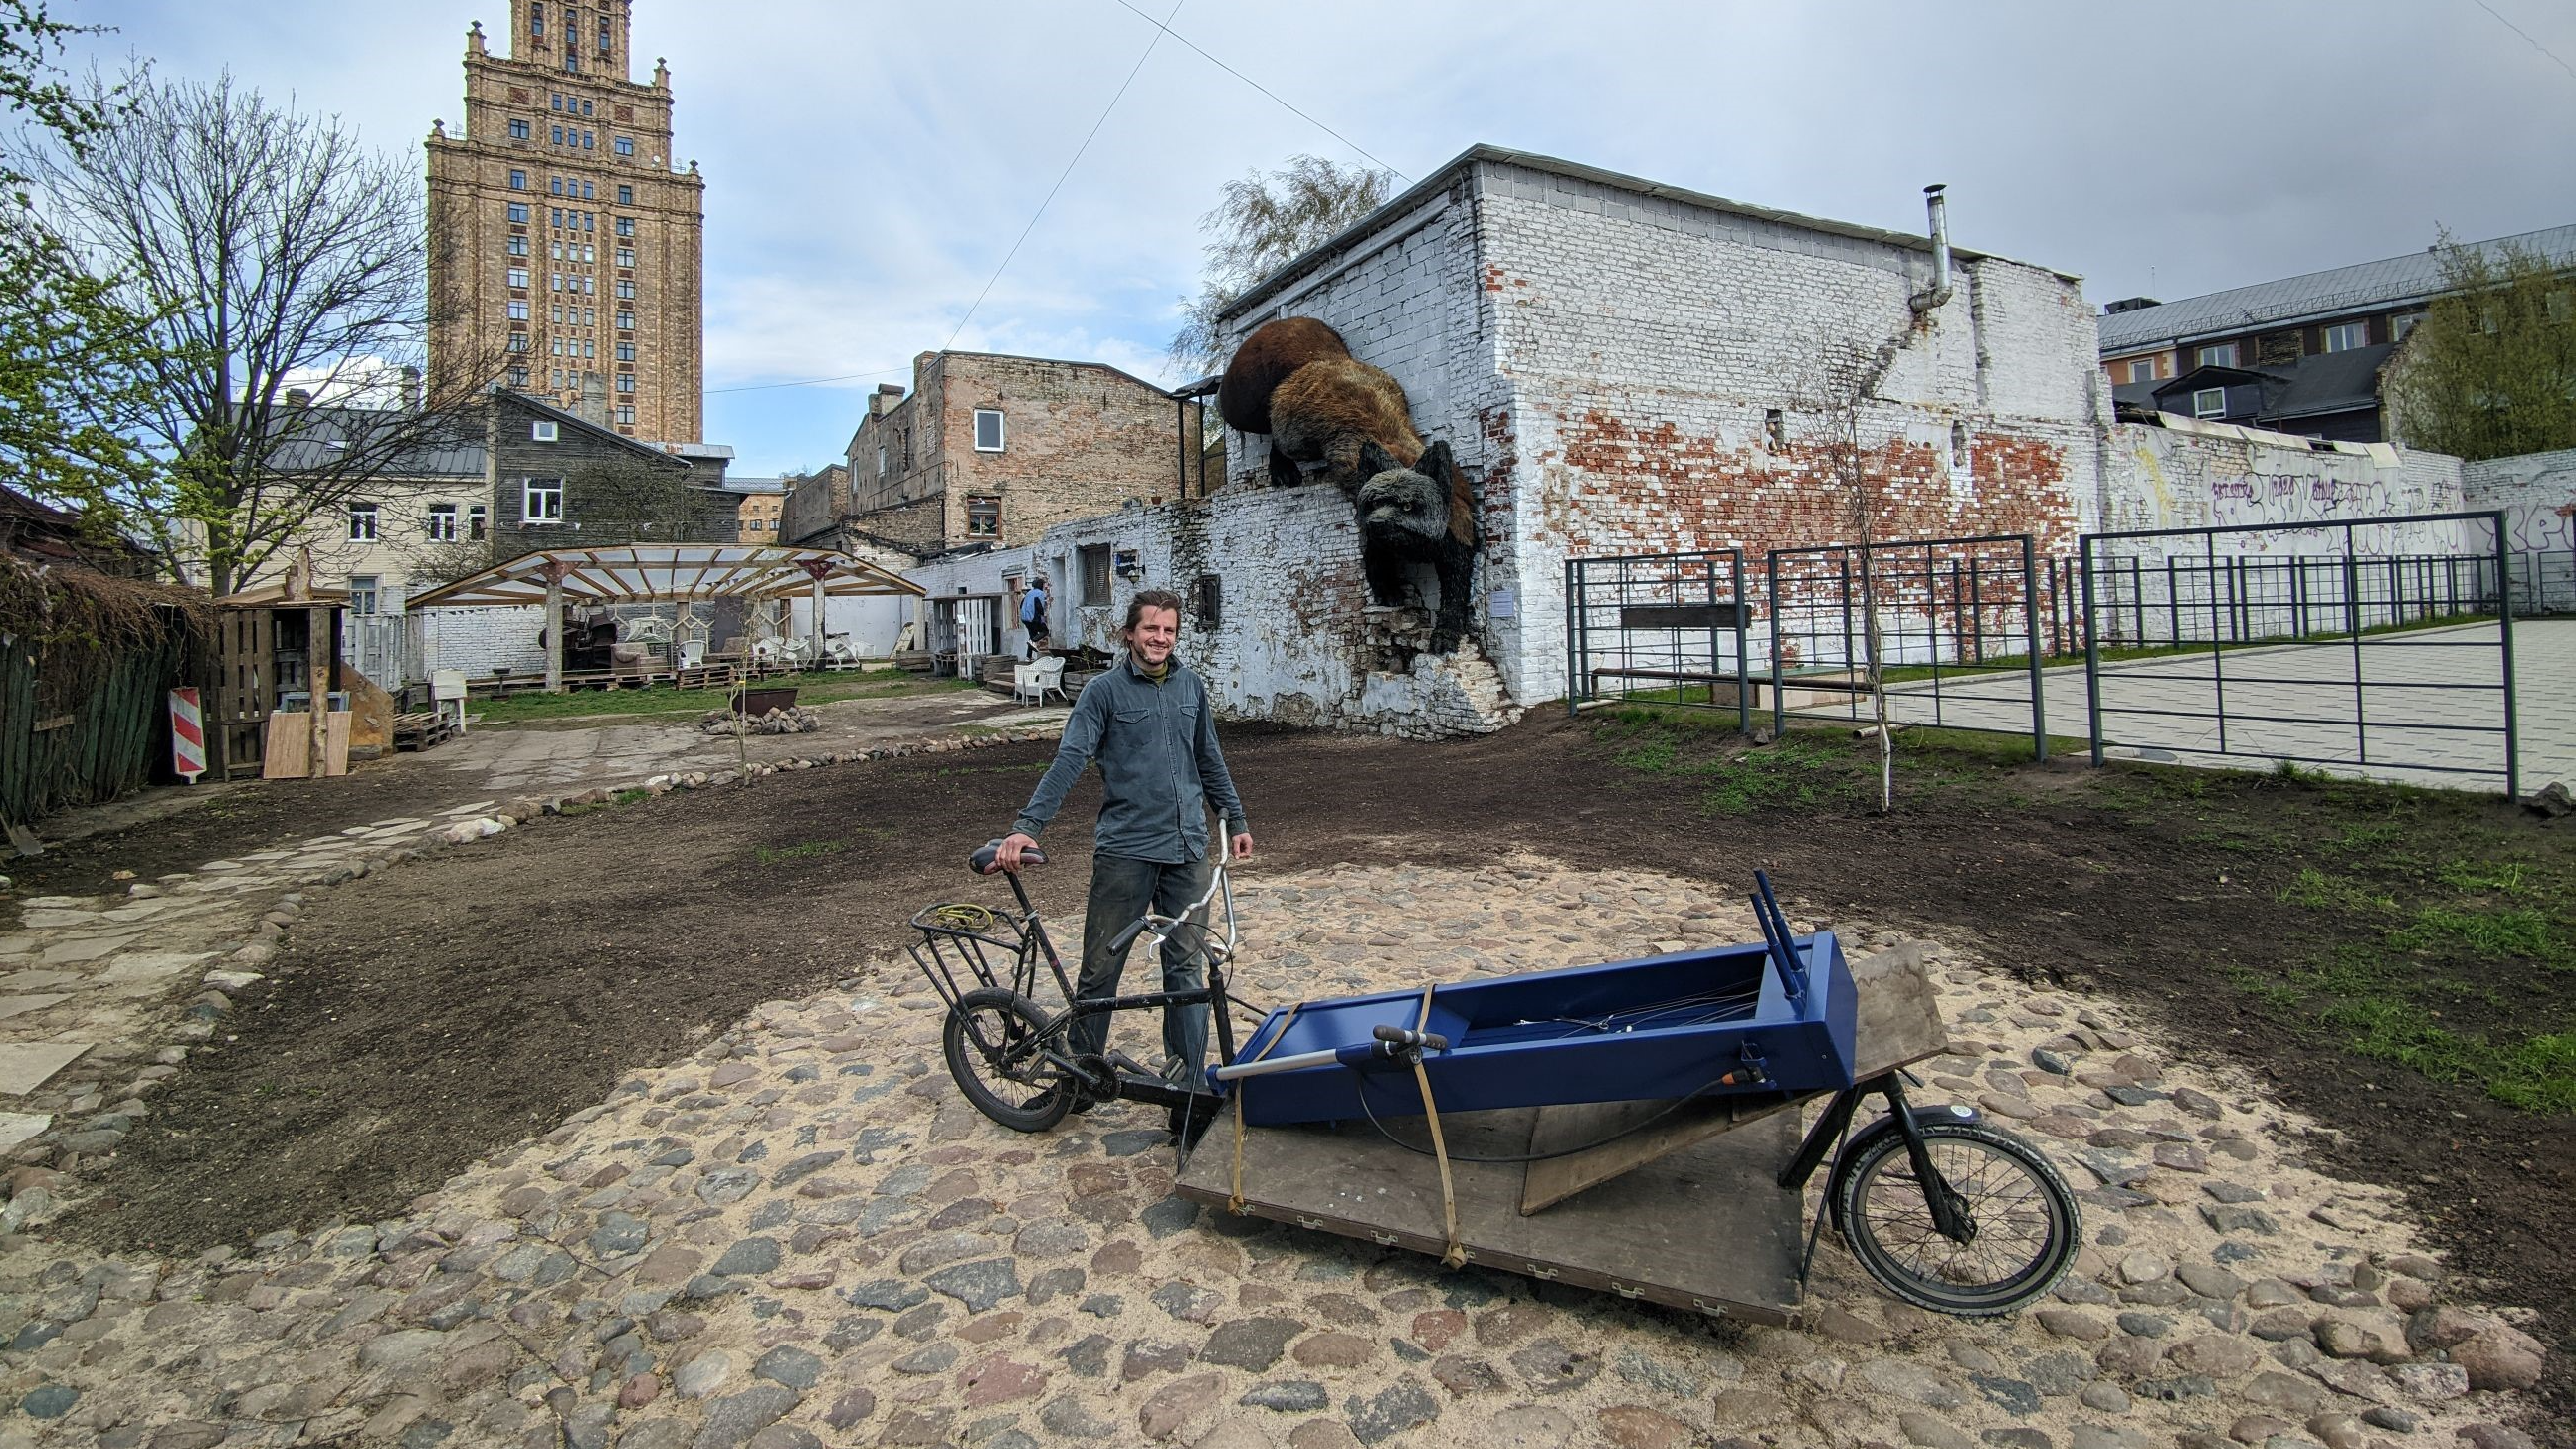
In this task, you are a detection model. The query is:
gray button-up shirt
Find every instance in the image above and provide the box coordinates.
[1012,654,1249,864]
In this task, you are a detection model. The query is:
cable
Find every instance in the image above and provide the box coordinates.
[1108,0,1410,183]
[941,1,1186,356]
[707,364,912,396]
[2467,0,2576,82]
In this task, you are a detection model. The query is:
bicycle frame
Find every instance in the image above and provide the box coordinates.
[917,857,1250,1111]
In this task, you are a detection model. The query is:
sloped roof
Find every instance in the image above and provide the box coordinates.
[2097,224,2576,354]
[408,543,925,608]
[260,406,485,478]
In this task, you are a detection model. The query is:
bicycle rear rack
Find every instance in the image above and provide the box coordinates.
[908,901,1036,1012]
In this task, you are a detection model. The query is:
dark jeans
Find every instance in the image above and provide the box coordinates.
[1071,853,1212,1076]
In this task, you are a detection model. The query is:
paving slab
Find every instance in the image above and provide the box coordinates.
[0,971,82,993]
[0,1042,92,1095]
[0,995,70,1022]
[39,933,144,966]
[98,953,216,985]
[0,1112,51,1155]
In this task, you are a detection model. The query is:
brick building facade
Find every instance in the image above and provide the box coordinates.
[782,352,1196,555]
[426,0,706,442]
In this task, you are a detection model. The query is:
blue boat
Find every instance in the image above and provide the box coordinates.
[1218,875,1858,1128]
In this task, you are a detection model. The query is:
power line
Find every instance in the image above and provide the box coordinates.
[939,0,1186,355]
[1108,0,1409,182]
[707,364,911,396]
[2469,0,2576,82]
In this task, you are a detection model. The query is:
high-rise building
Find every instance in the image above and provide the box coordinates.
[427,1,704,442]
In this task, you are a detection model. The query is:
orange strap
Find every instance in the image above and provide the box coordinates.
[1410,986,1466,1268]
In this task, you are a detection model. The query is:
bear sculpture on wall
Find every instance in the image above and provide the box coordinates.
[1221,317,1425,490]
[1219,316,1474,651]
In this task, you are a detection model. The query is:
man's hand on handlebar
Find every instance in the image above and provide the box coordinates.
[1229,832,1253,861]
[997,832,1041,872]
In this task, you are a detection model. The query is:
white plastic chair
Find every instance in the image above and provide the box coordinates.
[431,669,469,733]
[678,640,705,670]
[1012,656,1068,706]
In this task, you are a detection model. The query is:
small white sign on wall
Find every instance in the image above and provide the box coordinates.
[1488,588,1517,619]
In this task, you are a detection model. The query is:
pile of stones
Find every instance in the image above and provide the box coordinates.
[701,706,824,737]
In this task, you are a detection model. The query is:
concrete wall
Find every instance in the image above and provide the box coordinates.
[2461,446,2576,612]
[2103,423,2471,558]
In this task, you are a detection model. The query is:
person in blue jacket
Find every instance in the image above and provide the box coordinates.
[996,588,1251,1089]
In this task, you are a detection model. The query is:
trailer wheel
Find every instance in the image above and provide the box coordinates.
[943,988,1072,1132]
[1833,1120,2079,1316]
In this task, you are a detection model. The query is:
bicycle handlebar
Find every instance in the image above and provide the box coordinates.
[1373,1024,1450,1052]
[971,839,1048,875]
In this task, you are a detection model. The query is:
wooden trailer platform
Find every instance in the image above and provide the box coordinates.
[1175,942,1947,1323]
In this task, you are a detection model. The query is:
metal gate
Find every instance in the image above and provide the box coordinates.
[1562,551,1751,730]
[2081,511,2521,795]
[1766,534,2053,757]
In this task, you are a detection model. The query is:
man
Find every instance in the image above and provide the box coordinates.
[998,588,1251,1089]
[1019,578,1050,659]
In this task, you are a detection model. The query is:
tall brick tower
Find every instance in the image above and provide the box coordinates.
[427,1,705,441]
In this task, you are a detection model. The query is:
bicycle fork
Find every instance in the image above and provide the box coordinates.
[1780,1072,1977,1246]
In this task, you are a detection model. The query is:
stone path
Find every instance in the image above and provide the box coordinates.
[0,846,2547,1448]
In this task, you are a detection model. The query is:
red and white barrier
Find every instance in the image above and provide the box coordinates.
[169,687,206,783]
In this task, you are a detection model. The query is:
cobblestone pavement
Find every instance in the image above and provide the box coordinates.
[0,826,2548,1447]
[1790,618,2575,793]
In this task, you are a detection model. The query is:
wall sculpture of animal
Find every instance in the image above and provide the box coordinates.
[1221,316,1424,490]
[1356,439,1477,652]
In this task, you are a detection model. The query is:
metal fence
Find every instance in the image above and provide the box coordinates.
[2081,512,2520,796]
[1562,550,1751,730]
[2505,547,2576,616]
[1766,533,2053,757]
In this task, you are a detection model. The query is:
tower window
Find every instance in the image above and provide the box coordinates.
[614,136,634,157]
[507,268,528,289]
[506,300,529,320]
[599,16,612,51]
[530,3,544,38]
[506,235,527,256]
[508,202,529,223]
[509,170,526,189]
[616,185,633,205]
[508,119,530,140]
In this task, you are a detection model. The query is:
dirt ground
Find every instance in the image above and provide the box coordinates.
[67,713,2575,1434]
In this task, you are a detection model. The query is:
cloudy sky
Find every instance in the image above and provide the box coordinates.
[63,1,2576,476]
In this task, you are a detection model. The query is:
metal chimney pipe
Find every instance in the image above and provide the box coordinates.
[1911,183,1954,314]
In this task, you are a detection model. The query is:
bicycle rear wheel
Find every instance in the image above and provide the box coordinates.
[943,987,1072,1132]
[1833,1120,2080,1316]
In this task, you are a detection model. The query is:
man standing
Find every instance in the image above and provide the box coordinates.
[998,589,1250,1088]
[1019,577,1050,659]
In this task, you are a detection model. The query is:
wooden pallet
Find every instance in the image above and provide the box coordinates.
[392,712,456,752]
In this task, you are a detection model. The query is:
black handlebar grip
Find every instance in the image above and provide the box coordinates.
[1107,918,1149,953]
[972,840,1048,875]
[1372,1025,1451,1052]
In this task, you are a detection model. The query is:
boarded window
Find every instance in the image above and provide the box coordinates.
[1079,544,1111,607]
[965,496,1000,537]
[1192,572,1221,627]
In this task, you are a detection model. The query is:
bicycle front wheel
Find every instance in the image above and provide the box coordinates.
[1833,1120,2080,1316]
[943,987,1072,1133]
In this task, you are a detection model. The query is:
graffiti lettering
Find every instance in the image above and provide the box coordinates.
[2209,478,2258,503]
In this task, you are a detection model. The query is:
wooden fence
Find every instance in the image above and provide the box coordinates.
[1,623,193,827]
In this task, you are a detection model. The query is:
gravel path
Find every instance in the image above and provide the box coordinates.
[0,825,2549,1447]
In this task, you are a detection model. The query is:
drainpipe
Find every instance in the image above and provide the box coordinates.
[1910,184,1953,316]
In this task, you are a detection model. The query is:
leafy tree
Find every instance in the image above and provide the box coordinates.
[33,69,508,594]
[1169,154,1392,379]
[0,3,164,536]
[2387,234,2576,462]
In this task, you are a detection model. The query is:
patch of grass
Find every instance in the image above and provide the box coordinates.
[473,668,957,726]
[2435,859,2532,896]
[613,788,651,807]
[2277,867,2395,912]
[2394,905,2570,967]
[754,840,843,864]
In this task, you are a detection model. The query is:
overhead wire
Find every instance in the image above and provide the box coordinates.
[1106,0,1411,183]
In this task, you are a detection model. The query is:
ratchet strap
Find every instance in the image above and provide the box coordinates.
[1228,1002,1300,1213]
[1409,986,1467,1268]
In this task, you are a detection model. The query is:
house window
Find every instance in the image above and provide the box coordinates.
[1079,544,1111,607]
[507,202,529,223]
[2322,321,2369,353]
[2126,358,2158,383]
[1192,572,1221,627]
[427,504,458,542]
[2191,387,2227,419]
[1763,408,1785,449]
[616,185,633,205]
[1949,422,1969,470]
[973,409,1006,452]
[347,504,379,541]
[965,496,1000,536]
[509,119,530,141]
[509,169,527,189]
[468,504,489,540]
[876,444,888,478]
[614,136,634,157]
[2392,311,2424,341]
[2195,342,2239,368]
[524,477,565,521]
[532,420,559,442]
[348,575,379,615]
[507,367,529,388]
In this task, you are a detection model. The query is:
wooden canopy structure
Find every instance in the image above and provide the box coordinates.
[409,544,923,691]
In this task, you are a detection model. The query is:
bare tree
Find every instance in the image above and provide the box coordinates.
[1801,338,1906,812]
[1169,154,1392,379]
[34,70,508,594]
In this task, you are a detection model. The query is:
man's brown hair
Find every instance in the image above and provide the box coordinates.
[1120,587,1184,636]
